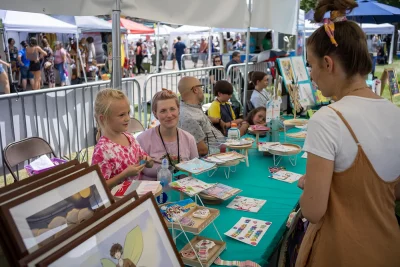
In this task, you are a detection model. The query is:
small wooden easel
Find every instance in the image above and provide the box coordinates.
[380,68,400,102]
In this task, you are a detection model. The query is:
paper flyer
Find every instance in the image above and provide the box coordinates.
[136,181,160,195]
[225,217,272,246]
[271,170,303,183]
[226,196,266,213]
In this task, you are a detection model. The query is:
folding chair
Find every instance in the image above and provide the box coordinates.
[127,118,145,133]
[3,137,56,182]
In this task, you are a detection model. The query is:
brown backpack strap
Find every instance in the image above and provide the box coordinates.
[328,106,360,144]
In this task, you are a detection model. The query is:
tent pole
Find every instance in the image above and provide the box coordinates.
[156,21,160,72]
[208,28,212,67]
[295,0,300,56]
[243,0,252,117]
[389,27,395,65]
[112,0,122,89]
[76,33,88,84]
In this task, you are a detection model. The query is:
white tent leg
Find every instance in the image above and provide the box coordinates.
[156,22,160,72]
[389,28,395,65]
[112,0,122,89]
[208,28,212,67]
[243,0,252,117]
[76,33,87,84]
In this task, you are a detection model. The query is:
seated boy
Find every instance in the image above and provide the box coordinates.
[207,80,248,136]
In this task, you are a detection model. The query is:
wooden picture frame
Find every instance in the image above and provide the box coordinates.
[0,159,79,197]
[0,162,89,206]
[35,192,184,267]
[380,68,400,101]
[18,190,140,267]
[0,165,114,260]
[0,162,88,265]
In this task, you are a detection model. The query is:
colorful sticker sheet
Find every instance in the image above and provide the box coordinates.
[175,158,216,175]
[225,217,272,246]
[159,199,196,222]
[202,183,242,200]
[169,177,213,197]
[226,196,266,213]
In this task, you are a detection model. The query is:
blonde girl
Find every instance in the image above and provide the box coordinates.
[92,89,153,188]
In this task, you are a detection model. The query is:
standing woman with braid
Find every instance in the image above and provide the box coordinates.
[296,0,400,266]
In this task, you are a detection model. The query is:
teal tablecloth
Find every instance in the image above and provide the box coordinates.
[169,130,305,266]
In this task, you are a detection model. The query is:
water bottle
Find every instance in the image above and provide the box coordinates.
[227,123,240,141]
[157,159,172,204]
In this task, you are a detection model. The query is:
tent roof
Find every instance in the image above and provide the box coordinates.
[0,0,249,29]
[52,15,126,33]
[117,18,154,34]
[154,25,175,35]
[170,25,210,35]
[305,21,394,35]
[0,10,77,33]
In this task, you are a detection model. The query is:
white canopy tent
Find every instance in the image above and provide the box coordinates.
[52,15,126,33]
[305,21,395,63]
[154,25,175,36]
[0,0,249,28]
[170,25,211,35]
[0,10,78,33]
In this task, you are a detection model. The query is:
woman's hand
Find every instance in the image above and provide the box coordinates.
[123,163,146,178]
[298,175,306,190]
[141,155,154,168]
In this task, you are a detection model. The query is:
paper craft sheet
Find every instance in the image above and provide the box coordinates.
[136,181,160,195]
[169,177,213,196]
[175,158,216,174]
[201,183,241,200]
[258,142,280,152]
[225,217,272,246]
[226,196,266,213]
[271,170,302,183]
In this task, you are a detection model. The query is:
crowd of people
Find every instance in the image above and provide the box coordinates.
[0,35,99,94]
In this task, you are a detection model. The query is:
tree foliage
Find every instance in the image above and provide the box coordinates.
[301,0,400,12]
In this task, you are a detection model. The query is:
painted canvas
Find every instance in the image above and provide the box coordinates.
[278,58,295,85]
[388,69,400,96]
[48,199,181,267]
[291,56,309,82]
[25,185,102,249]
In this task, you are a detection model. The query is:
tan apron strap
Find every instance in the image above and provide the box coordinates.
[328,106,360,144]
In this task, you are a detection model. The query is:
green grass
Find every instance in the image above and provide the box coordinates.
[375,58,400,107]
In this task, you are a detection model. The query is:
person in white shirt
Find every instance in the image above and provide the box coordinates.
[250,71,270,109]
[296,0,400,266]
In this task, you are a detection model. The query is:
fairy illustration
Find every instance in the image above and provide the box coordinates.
[100,226,143,267]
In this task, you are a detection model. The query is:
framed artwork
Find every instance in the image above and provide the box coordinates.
[0,165,113,259]
[35,193,184,267]
[0,162,88,206]
[0,159,79,197]
[291,56,309,82]
[298,83,315,107]
[277,58,295,86]
[18,190,139,267]
[380,68,400,101]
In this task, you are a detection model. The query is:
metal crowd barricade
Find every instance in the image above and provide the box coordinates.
[225,62,269,106]
[181,52,221,70]
[142,66,226,128]
[0,78,142,185]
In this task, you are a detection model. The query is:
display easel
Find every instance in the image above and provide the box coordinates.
[380,68,400,102]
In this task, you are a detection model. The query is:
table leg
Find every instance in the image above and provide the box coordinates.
[244,149,249,167]
[180,192,184,200]
[256,133,260,148]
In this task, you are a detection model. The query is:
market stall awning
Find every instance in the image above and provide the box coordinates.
[0,10,78,33]
[251,0,300,35]
[154,24,175,36]
[170,25,210,35]
[0,0,249,29]
[114,18,154,34]
[52,15,126,33]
